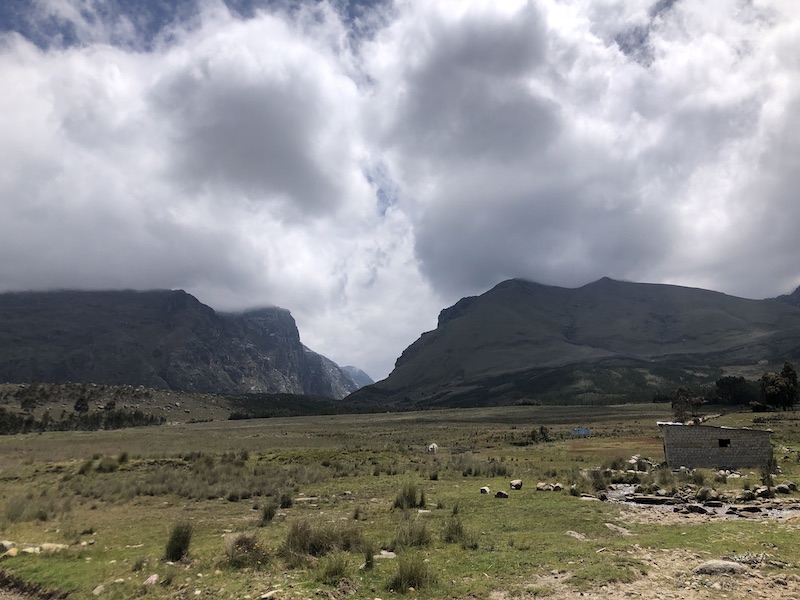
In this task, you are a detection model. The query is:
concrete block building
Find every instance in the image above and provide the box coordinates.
[658,422,772,470]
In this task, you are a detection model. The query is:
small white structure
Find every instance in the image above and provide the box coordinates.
[425,443,438,455]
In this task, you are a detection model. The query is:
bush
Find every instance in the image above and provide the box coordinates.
[317,553,350,585]
[259,502,278,526]
[393,518,431,549]
[225,532,269,569]
[442,516,465,544]
[283,518,364,558]
[387,554,436,593]
[279,491,293,509]
[164,522,193,561]
[394,482,424,510]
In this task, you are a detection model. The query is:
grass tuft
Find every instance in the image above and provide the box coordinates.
[164,522,193,562]
[387,554,436,593]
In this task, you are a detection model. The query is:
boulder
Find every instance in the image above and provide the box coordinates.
[536,482,553,491]
[693,560,748,575]
[1,547,19,558]
[0,541,15,552]
[510,479,523,490]
[775,483,791,494]
[495,491,509,498]
[552,483,563,492]
[480,486,490,494]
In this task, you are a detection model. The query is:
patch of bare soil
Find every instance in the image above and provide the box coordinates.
[491,504,800,600]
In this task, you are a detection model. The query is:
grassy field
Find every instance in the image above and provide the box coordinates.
[1,403,799,599]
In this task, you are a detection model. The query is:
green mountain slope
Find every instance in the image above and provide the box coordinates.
[350,278,800,407]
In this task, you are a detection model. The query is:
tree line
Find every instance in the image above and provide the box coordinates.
[656,362,798,422]
[0,407,165,435]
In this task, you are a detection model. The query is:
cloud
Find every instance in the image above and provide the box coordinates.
[1,0,799,379]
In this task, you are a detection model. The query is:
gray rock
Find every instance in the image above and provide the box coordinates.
[693,560,748,575]
[480,486,490,494]
[510,479,523,490]
[495,491,509,498]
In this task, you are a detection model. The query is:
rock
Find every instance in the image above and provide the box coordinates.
[92,584,105,596]
[630,495,680,505]
[755,486,775,499]
[2,547,19,558]
[0,541,15,552]
[605,523,633,536]
[261,591,281,599]
[565,531,587,541]
[510,479,523,490]
[22,546,41,554]
[41,543,69,553]
[693,560,748,575]
[374,550,396,560]
[536,482,552,491]
[480,486,490,494]
[775,484,791,494]
[495,491,509,498]
[686,504,709,514]
[785,481,798,491]
[552,483,563,492]
[737,490,756,502]
[703,500,724,508]
[143,574,159,586]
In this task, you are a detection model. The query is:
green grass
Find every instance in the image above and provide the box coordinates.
[0,403,798,599]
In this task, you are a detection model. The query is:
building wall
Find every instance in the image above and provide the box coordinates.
[660,425,772,470]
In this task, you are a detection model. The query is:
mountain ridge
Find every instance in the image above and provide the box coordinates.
[351,277,800,408]
[0,289,362,399]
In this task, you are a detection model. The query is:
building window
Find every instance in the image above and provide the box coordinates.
[718,439,731,448]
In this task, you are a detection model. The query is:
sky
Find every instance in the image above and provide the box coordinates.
[1,0,799,381]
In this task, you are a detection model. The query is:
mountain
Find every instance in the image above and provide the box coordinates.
[349,278,800,408]
[342,366,374,389]
[0,290,359,399]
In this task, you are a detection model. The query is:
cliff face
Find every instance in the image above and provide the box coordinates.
[0,290,359,399]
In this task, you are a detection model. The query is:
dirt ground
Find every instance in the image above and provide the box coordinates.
[490,504,800,600]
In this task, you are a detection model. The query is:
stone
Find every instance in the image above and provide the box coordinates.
[261,590,281,599]
[686,504,709,515]
[143,574,159,586]
[775,484,791,494]
[536,482,552,491]
[605,523,633,536]
[565,531,587,541]
[495,490,509,498]
[2,547,19,558]
[0,541,15,552]
[22,546,41,554]
[41,543,69,553]
[92,584,105,596]
[510,479,523,490]
[693,560,748,575]
[480,486,490,494]
[552,483,563,492]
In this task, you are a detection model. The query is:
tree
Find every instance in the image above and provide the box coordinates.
[73,396,89,414]
[714,375,759,405]
[760,362,798,411]
[671,387,701,422]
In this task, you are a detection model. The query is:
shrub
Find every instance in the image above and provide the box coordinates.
[283,518,364,558]
[225,532,269,569]
[279,491,293,509]
[393,518,431,549]
[259,502,278,526]
[363,542,375,570]
[164,522,193,561]
[387,554,436,593]
[442,516,465,544]
[394,482,424,510]
[317,553,350,585]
